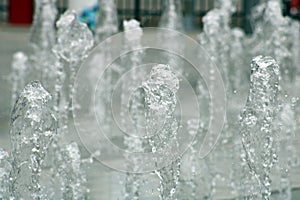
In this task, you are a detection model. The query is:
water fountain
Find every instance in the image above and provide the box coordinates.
[198,8,231,93]
[30,0,57,52]
[159,0,184,31]
[158,0,185,75]
[9,81,57,199]
[142,64,180,200]
[1,0,300,199]
[240,56,280,199]
[95,0,119,44]
[29,0,58,89]
[88,0,120,135]
[53,10,94,112]
[50,10,93,199]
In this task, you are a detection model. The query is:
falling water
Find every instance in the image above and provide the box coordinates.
[2,0,300,199]
[9,81,57,200]
[240,56,280,199]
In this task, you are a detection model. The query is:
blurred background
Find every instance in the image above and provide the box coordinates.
[0,0,299,32]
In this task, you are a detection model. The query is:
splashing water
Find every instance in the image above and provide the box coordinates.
[240,56,280,199]
[53,10,94,63]
[53,10,94,113]
[3,1,300,199]
[9,81,57,200]
[141,64,180,200]
[197,8,234,196]
[249,1,295,83]
[47,11,94,199]
[122,19,145,200]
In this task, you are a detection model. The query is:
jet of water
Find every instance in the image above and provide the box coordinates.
[29,0,58,90]
[159,0,184,31]
[158,0,185,75]
[30,0,57,53]
[53,10,94,113]
[142,64,180,200]
[57,142,88,199]
[122,19,145,200]
[92,0,119,129]
[9,81,57,200]
[95,0,119,43]
[198,9,231,92]
[240,56,280,199]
